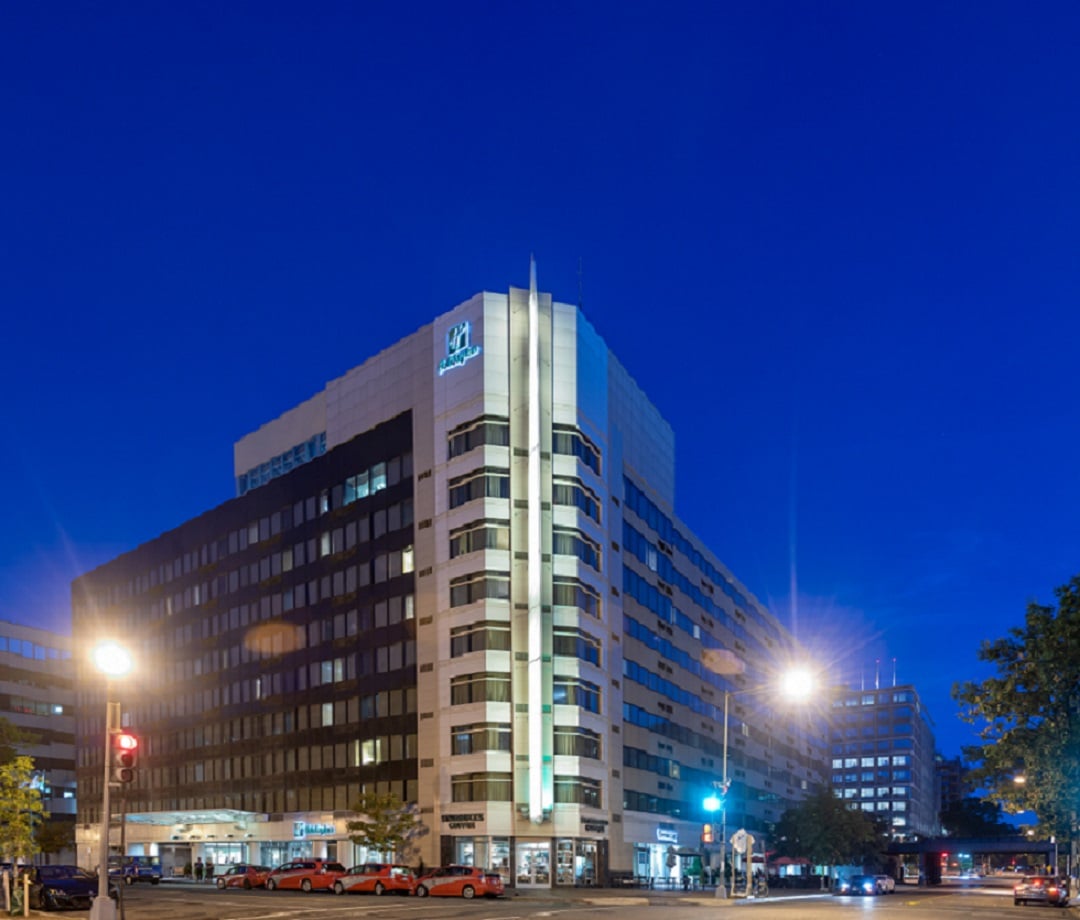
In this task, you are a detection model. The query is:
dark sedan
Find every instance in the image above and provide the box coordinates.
[834,874,880,896]
[27,865,119,911]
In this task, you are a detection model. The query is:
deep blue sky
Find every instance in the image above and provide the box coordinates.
[3,2,1078,758]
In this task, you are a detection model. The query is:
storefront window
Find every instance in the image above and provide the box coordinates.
[455,838,476,865]
[556,840,574,886]
[491,838,510,873]
[576,840,597,886]
[517,842,550,886]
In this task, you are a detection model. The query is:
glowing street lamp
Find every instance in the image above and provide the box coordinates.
[89,642,133,920]
[713,666,817,899]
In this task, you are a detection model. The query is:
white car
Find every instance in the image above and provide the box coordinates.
[875,875,896,894]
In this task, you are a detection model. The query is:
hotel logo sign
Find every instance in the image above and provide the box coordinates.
[438,321,481,375]
[293,821,334,839]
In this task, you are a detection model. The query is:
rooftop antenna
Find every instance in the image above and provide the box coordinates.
[892,658,897,687]
[874,659,880,690]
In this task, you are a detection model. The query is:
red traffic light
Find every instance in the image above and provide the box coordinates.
[111,731,139,783]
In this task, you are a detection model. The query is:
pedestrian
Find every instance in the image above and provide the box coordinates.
[194,857,204,883]
[205,862,214,884]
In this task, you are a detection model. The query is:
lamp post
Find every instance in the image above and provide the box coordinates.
[713,666,816,899]
[90,642,132,920]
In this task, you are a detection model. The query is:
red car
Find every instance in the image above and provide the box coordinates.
[333,863,414,895]
[265,860,346,892]
[215,864,272,890]
[413,865,504,899]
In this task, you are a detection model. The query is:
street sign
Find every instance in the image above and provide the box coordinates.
[731,829,747,854]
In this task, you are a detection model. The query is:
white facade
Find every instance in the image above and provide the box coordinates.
[226,271,825,881]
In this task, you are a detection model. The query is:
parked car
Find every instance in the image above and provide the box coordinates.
[333,863,414,895]
[874,874,896,893]
[1014,875,1070,907]
[27,865,119,911]
[413,865,504,898]
[215,864,272,889]
[834,875,879,896]
[265,860,346,892]
[108,855,163,885]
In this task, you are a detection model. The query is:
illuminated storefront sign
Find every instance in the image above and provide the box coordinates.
[437,321,481,375]
[656,828,679,844]
[293,821,334,839]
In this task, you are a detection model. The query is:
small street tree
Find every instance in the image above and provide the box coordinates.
[36,819,75,863]
[0,717,38,765]
[345,791,427,863]
[953,575,1080,840]
[0,756,46,864]
[774,788,887,871]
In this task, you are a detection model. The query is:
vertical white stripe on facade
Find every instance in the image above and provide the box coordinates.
[527,258,545,822]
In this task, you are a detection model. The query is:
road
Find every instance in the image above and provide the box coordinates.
[89,878,1078,920]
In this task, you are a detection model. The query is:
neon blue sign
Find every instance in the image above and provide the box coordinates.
[438,321,481,375]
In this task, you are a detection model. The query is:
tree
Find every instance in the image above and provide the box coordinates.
[345,791,427,862]
[773,789,887,870]
[36,819,75,863]
[953,575,1080,839]
[939,797,1012,837]
[0,717,38,765]
[0,756,46,863]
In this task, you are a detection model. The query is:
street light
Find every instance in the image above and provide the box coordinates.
[90,642,133,920]
[714,666,817,899]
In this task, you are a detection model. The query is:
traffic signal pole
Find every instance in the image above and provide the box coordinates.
[90,702,119,920]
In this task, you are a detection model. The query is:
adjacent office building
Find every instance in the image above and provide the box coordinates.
[0,621,76,862]
[829,681,938,839]
[73,268,828,885]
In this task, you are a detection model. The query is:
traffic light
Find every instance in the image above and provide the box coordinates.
[702,824,714,844]
[110,731,139,784]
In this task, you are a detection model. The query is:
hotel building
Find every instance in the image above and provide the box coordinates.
[73,267,827,885]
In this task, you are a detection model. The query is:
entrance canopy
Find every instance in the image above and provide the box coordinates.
[124,809,263,828]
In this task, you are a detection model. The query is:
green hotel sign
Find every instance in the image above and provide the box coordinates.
[438,321,481,375]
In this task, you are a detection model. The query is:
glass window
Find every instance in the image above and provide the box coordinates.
[449,519,510,558]
[552,425,601,474]
[553,677,600,713]
[552,477,601,523]
[448,417,510,458]
[451,722,512,755]
[449,571,511,607]
[553,628,601,666]
[552,578,601,618]
[451,772,512,802]
[554,775,601,807]
[450,672,512,704]
[449,468,510,508]
[553,529,601,571]
[553,726,601,759]
[451,621,511,657]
